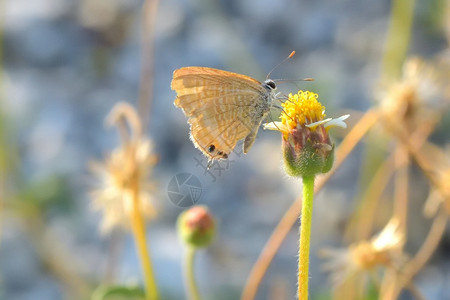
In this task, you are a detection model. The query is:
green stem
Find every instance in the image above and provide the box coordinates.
[184,246,201,300]
[130,185,159,300]
[298,175,315,300]
[382,0,415,79]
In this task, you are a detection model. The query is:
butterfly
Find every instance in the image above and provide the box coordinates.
[171,66,278,165]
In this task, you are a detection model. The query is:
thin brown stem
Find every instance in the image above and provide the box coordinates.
[347,154,396,241]
[406,282,427,300]
[394,144,409,236]
[138,0,159,131]
[0,0,4,247]
[268,277,288,300]
[350,114,440,241]
[347,142,412,241]
[383,115,441,188]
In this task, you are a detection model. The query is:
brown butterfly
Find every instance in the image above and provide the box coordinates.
[171,66,278,164]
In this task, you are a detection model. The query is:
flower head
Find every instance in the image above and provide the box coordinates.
[320,218,406,287]
[264,90,349,177]
[90,102,158,233]
[177,205,216,249]
[376,57,449,127]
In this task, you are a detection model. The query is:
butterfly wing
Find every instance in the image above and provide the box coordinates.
[172,67,270,160]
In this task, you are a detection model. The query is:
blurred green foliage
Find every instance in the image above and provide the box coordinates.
[92,285,145,300]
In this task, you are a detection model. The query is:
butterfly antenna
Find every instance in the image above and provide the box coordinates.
[273,78,314,83]
[282,109,294,122]
[276,92,289,101]
[268,113,282,131]
[274,94,296,120]
[270,104,295,122]
[276,93,296,106]
[268,107,295,127]
[266,51,296,80]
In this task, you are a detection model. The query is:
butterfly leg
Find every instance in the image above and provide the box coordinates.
[207,158,213,169]
[243,121,263,154]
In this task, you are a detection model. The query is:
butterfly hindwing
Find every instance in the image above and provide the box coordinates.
[189,96,261,159]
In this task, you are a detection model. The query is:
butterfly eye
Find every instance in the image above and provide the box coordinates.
[264,80,276,90]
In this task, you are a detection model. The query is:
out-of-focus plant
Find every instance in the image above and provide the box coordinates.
[177,205,216,300]
[88,0,161,297]
[91,284,146,300]
[321,218,406,299]
[0,0,5,247]
[90,102,159,300]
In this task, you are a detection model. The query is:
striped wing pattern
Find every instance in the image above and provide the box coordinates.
[171,67,269,160]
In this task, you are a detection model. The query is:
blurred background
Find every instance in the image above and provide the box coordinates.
[1,0,449,299]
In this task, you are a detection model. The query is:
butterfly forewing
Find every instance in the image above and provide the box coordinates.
[172,67,273,161]
[172,67,262,88]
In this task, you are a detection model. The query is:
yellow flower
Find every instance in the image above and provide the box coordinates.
[281,91,326,134]
[264,90,349,177]
[90,102,158,233]
[320,218,406,286]
[266,91,349,136]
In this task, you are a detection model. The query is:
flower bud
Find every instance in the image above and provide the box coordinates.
[177,205,216,249]
[282,122,335,177]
